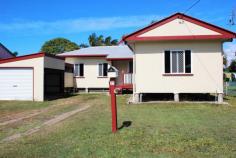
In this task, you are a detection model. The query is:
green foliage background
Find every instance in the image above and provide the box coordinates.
[41,38,79,55]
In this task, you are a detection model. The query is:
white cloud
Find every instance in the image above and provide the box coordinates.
[0,15,163,35]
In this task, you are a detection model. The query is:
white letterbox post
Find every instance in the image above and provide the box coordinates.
[108,66,118,78]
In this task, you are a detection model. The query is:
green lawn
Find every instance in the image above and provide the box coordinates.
[0,94,236,158]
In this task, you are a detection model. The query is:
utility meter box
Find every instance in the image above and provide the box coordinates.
[108,66,118,78]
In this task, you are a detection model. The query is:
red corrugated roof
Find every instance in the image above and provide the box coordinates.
[0,52,64,64]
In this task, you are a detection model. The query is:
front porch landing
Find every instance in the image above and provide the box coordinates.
[116,84,133,90]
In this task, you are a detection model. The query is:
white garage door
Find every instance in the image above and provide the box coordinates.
[0,68,33,100]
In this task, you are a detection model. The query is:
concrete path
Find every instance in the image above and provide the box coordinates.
[1,105,90,142]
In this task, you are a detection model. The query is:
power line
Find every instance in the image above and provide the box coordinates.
[184,0,201,14]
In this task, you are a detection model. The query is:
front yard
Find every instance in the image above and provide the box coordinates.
[0,94,236,158]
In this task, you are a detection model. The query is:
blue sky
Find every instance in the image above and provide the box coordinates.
[0,0,236,60]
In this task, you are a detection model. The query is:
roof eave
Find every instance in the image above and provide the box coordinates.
[125,35,236,42]
[58,54,108,58]
[0,52,64,64]
[123,13,236,42]
[106,57,133,61]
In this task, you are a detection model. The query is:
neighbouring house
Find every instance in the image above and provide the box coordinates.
[58,45,133,92]
[0,43,15,59]
[122,13,236,103]
[0,53,73,101]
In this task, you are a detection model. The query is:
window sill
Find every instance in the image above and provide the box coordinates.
[163,73,194,76]
[97,76,108,78]
[74,76,85,78]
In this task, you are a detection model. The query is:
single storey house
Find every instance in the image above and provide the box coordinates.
[58,45,133,92]
[0,43,15,59]
[122,13,236,103]
[0,53,73,101]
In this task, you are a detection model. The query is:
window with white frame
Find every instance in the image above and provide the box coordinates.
[74,64,84,77]
[98,63,108,77]
[164,50,191,74]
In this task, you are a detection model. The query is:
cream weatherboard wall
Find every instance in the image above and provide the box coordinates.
[131,40,223,94]
[139,18,221,37]
[65,57,111,89]
[0,57,44,101]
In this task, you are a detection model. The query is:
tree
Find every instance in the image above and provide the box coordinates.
[96,35,104,46]
[150,20,157,24]
[104,36,112,45]
[79,43,89,48]
[110,39,118,45]
[12,51,18,56]
[223,55,227,67]
[88,33,118,46]
[104,36,118,46]
[88,33,97,46]
[88,33,105,46]
[228,60,236,72]
[41,38,79,55]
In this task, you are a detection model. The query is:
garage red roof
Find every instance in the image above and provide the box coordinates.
[0,52,64,64]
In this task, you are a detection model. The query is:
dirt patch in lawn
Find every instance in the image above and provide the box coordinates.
[0,109,48,126]
[0,95,89,126]
[1,105,90,142]
[0,94,98,141]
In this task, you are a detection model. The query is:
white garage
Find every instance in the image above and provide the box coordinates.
[0,52,66,101]
[0,68,33,100]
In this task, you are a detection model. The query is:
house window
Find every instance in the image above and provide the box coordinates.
[65,64,74,73]
[185,50,191,73]
[164,50,191,74]
[74,64,84,77]
[128,61,133,73]
[98,63,108,77]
